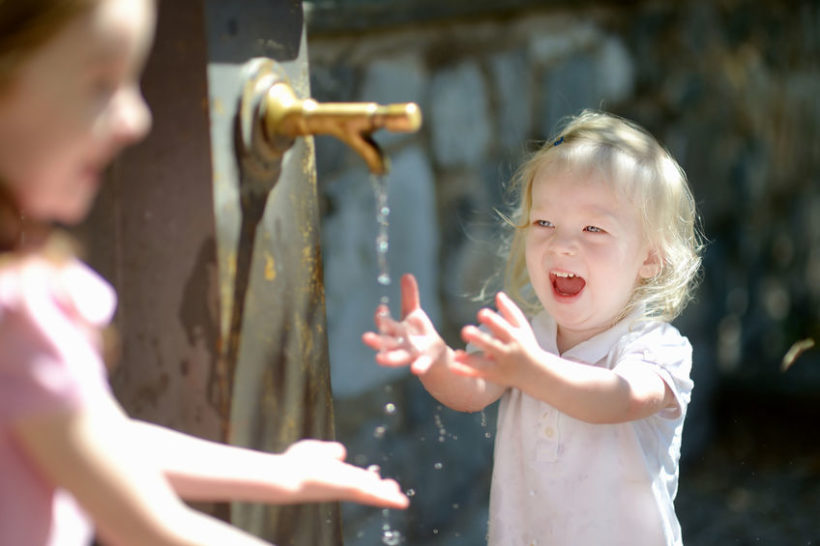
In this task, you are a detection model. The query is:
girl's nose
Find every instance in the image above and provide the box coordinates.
[110,85,152,145]
[548,229,578,255]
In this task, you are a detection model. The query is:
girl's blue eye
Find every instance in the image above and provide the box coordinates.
[534,220,553,228]
[584,225,604,233]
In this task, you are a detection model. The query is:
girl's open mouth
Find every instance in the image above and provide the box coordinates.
[550,271,586,298]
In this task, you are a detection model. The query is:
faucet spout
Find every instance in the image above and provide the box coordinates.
[262,82,421,175]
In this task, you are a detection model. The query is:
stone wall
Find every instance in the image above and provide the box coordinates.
[305,1,820,544]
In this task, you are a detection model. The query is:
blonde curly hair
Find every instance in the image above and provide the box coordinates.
[502,110,703,322]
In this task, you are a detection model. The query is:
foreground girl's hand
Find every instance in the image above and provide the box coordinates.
[362,274,448,375]
[281,440,409,509]
[454,291,545,387]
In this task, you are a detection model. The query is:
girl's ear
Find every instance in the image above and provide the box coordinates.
[638,248,662,279]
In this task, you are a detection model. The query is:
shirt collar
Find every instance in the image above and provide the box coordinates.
[531,306,648,364]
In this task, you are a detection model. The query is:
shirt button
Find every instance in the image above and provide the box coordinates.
[544,426,555,438]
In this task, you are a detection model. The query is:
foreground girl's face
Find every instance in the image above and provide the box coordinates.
[524,166,659,351]
[0,0,156,224]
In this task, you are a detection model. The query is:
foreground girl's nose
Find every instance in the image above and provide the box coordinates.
[111,85,152,145]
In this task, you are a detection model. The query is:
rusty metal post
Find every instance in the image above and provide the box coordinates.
[80,0,341,543]
[203,1,341,544]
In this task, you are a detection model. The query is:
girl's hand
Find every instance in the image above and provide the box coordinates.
[453,291,543,387]
[362,274,448,374]
[282,440,409,509]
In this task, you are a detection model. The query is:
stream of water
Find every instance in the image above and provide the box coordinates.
[372,173,391,299]
[369,173,406,545]
[365,173,492,544]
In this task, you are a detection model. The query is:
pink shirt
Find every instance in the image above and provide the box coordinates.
[0,255,116,546]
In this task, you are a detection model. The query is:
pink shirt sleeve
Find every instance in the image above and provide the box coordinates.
[0,257,116,420]
[0,256,116,545]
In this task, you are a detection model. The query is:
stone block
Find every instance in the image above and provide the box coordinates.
[489,49,533,152]
[429,61,491,168]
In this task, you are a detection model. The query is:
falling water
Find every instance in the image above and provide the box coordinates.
[368,173,406,546]
[371,173,391,301]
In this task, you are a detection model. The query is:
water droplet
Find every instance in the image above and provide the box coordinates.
[384,403,396,415]
[434,462,443,470]
[452,503,460,510]
[484,432,492,439]
[373,426,386,439]
[378,273,391,286]
[405,488,415,497]
[368,464,382,474]
[382,529,403,545]
[433,528,439,535]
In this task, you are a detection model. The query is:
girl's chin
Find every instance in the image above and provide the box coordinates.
[41,198,95,225]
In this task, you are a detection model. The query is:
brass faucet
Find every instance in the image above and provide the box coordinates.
[261,82,422,175]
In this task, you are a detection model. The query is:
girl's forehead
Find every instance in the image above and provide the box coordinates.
[531,164,612,194]
[12,0,154,79]
[529,165,641,218]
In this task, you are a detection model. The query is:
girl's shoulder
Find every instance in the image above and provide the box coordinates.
[0,253,116,329]
[615,319,692,365]
[0,254,116,422]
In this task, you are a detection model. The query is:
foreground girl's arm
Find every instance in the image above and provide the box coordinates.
[362,274,506,412]
[130,420,408,508]
[454,291,678,424]
[14,396,407,546]
[13,396,271,546]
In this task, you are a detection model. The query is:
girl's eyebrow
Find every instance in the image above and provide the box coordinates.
[531,204,620,222]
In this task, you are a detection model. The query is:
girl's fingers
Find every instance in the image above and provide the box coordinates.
[400,273,421,318]
[359,478,410,509]
[287,439,347,461]
[461,324,505,356]
[475,308,513,342]
[450,351,492,378]
[375,348,415,367]
[495,291,528,329]
[410,354,434,374]
[362,331,407,352]
[362,331,383,350]
[374,310,407,339]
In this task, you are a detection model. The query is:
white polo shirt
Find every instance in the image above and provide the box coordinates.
[487,309,693,546]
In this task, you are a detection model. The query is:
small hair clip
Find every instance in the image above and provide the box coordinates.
[553,136,565,147]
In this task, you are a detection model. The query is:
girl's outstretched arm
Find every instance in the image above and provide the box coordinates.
[362,273,505,413]
[131,421,409,509]
[12,396,272,546]
[455,291,677,424]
